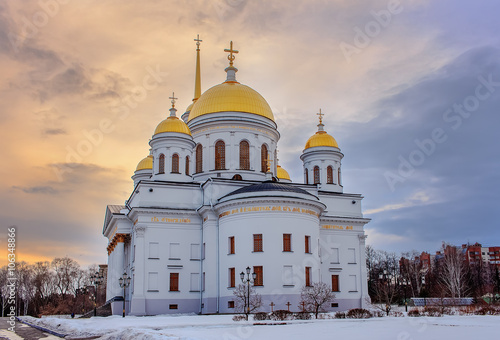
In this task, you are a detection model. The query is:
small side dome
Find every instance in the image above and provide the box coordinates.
[277,165,291,181]
[305,131,338,149]
[154,116,192,136]
[136,155,153,171]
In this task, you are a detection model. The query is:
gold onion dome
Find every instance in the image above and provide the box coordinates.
[188,82,274,122]
[277,165,291,180]
[154,116,192,136]
[305,131,339,149]
[304,109,338,149]
[136,155,153,171]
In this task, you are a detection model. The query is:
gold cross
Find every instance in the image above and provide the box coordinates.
[224,41,239,67]
[194,34,202,51]
[169,92,178,108]
[317,108,324,124]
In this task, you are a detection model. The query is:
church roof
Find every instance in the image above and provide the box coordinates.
[223,181,315,198]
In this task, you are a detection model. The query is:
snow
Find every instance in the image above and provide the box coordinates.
[19,314,500,340]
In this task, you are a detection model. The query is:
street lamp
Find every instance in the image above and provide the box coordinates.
[90,271,104,316]
[119,272,131,317]
[401,278,409,312]
[240,266,257,321]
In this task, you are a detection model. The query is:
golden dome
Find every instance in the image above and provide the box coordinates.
[277,165,291,180]
[136,155,153,171]
[154,116,192,136]
[305,131,339,149]
[188,82,274,122]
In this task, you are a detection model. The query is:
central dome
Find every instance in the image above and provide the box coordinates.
[188,82,274,122]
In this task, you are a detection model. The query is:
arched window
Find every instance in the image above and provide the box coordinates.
[215,140,225,170]
[261,144,268,172]
[239,141,250,170]
[232,174,242,180]
[314,166,320,184]
[327,166,333,184]
[196,144,203,173]
[171,154,179,173]
[338,167,342,185]
[305,168,309,184]
[158,154,165,174]
[185,156,190,175]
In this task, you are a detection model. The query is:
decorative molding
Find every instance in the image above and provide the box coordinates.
[134,225,146,238]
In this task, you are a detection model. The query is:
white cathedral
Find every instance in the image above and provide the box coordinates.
[103,39,370,316]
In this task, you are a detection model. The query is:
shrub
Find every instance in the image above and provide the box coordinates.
[474,306,500,315]
[423,306,442,317]
[294,312,312,320]
[390,311,404,317]
[372,310,385,317]
[334,311,346,319]
[408,309,421,317]
[232,315,247,321]
[253,312,268,321]
[270,309,293,321]
[346,308,372,319]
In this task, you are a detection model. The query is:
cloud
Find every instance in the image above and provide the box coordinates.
[12,185,59,195]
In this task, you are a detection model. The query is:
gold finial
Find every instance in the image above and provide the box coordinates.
[194,34,202,51]
[317,109,324,125]
[224,41,239,67]
[169,92,178,108]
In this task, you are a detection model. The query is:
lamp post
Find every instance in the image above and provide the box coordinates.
[401,278,409,312]
[240,266,257,321]
[90,271,104,316]
[119,272,131,317]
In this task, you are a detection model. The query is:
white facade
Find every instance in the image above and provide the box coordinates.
[102,43,370,315]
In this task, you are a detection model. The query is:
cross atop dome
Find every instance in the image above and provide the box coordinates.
[169,92,178,108]
[224,41,239,67]
[169,92,178,117]
[317,108,325,132]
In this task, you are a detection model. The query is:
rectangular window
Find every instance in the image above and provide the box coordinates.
[169,243,180,260]
[254,266,263,286]
[348,248,356,264]
[305,267,312,287]
[169,304,178,310]
[253,234,263,252]
[190,273,200,292]
[202,243,206,260]
[149,242,159,259]
[331,248,340,264]
[169,273,179,291]
[148,272,158,291]
[331,303,339,307]
[190,243,200,260]
[283,265,293,286]
[228,301,235,308]
[331,274,340,292]
[228,236,235,254]
[228,267,235,288]
[349,275,357,292]
[202,272,205,291]
[305,236,311,254]
[283,234,292,252]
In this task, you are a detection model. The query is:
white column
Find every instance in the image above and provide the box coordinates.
[358,234,370,308]
[130,225,146,315]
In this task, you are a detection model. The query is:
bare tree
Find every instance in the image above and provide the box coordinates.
[299,282,335,319]
[52,257,80,297]
[233,284,262,320]
[440,244,468,299]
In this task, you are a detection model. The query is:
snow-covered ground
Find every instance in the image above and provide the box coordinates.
[20,313,500,340]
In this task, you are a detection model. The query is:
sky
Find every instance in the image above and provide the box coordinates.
[1,0,499,267]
